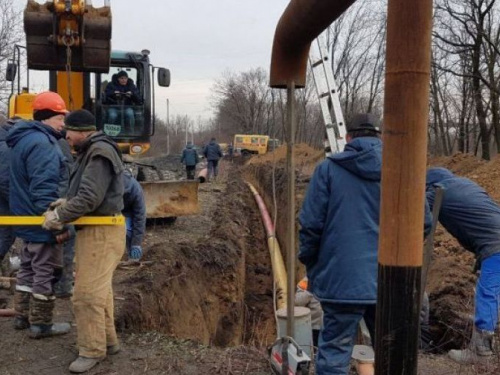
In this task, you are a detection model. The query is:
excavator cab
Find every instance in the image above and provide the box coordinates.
[24,0,111,73]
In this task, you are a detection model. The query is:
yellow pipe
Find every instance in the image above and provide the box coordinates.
[247,182,288,311]
[0,216,125,226]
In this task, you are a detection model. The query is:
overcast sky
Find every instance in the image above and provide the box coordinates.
[24,0,290,122]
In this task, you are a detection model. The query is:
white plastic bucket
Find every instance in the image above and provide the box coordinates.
[276,306,313,358]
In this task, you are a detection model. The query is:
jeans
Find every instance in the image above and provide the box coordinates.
[186,165,196,180]
[73,224,125,358]
[475,253,500,332]
[53,226,76,295]
[316,302,376,375]
[207,160,219,180]
[108,107,135,130]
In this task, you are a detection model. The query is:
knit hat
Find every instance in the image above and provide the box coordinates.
[117,70,128,79]
[65,109,97,131]
[34,109,65,122]
[346,113,381,133]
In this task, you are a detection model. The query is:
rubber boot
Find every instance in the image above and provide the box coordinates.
[13,290,31,330]
[29,294,71,339]
[448,327,495,364]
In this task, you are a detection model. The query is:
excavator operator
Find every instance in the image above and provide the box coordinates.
[104,71,142,133]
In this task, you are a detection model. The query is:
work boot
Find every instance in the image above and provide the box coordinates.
[28,294,71,339]
[13,290,31,330]
[69,356,105,373]
[448,327,495,364]
[107,343,121,355]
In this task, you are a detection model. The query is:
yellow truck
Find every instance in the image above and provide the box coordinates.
[233,134,270,155]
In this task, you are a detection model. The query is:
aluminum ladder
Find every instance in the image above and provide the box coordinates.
[309,32,347,156]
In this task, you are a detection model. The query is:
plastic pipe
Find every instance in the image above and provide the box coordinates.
[246,182,287,310]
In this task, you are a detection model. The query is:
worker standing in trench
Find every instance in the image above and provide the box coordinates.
[298,113,432,375]
[6,92,71,338]
[426,167,500,364]
[42,109,125,373]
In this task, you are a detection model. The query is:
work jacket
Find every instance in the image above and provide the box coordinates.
[6,121,68,243]
[181,144,199,166]
[122,169,146,247]
[57,131,124,223]
[203,141,222,161]
[104,75,142,106]
[426,167,500,264]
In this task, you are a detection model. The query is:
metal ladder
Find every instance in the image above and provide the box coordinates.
[309,31,347,156]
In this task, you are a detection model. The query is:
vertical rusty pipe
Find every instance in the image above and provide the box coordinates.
[375,0,434,374]
[286,82,296,338]
[269,0,357,88]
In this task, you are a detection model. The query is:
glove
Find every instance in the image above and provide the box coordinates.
[49,198,67,209]
[42,209,64,231]
[128,245,143,260]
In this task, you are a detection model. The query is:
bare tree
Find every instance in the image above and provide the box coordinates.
[0,0,23,110]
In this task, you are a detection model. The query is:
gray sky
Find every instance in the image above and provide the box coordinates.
[24,0,290,121]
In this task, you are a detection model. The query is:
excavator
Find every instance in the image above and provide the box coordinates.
[6,0,199,220]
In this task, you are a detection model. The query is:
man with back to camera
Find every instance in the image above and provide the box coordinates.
[203,137,223,182]
[299,113,432,374]
[181,141,200,180]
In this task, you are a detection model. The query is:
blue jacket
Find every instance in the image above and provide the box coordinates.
[104,75,142,105]
[0,124,11,203]
[426,167,500,263]
[6,121,68,243]
[181,144,199,166]
[122,170,146,247]
[203,141,222,161]
[299,137,432,304]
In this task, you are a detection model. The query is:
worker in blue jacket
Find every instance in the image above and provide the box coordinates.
[426,167,500,364]
[299,113,431,375]
[122,169,146,260]
[0,116,16,270]
[181,141,199,180]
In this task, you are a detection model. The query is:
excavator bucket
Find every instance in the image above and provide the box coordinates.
[24,0,112,73]
[140,181,200,218]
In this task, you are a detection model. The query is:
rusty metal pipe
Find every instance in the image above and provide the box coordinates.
[197,168,207,183]
[270,0,357,88]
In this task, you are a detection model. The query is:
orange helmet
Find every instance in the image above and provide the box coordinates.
[32,91,68,114]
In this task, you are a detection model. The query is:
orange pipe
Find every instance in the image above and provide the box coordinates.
[270,0,357,88]
[197,168,207,183]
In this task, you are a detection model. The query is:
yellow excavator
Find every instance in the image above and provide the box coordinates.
[6,0,199,220]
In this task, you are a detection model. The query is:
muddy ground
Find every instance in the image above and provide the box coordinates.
[1,151,500,374]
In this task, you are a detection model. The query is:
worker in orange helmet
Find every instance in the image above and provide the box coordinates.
[6,91,71,339]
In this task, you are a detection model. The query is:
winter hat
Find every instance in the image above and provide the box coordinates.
[34,109,65,122]
[117,70,128,79]
[65,109,97,131]
[346,113,381,133]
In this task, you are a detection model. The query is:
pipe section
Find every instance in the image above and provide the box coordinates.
[270,0,357,88]
[246,182,287,311]
[375,0,433,374]
[197,168,207,183]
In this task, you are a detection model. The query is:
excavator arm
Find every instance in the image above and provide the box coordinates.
[24,0,112,73]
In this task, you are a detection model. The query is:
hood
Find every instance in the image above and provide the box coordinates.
[209,140,216,145]
[328,137,382,181]
[186,144,194,149]
[0,124,11,142]
[426,167,454,187]
[6,120,61,148]
[78,131,122,156]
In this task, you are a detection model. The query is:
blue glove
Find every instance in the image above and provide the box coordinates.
[128,245,143,260]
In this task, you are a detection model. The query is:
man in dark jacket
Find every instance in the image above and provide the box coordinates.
[299,113,431,375]
[42,109,125,373]
[6,92,71,339]
[426,167,500,364]
[104,70,142,132]
[181,141,199,180]
[0,116,15,270]
[203,137,223,182]
[122,169,146,260]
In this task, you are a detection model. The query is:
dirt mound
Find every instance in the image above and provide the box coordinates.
[429,152,485,176]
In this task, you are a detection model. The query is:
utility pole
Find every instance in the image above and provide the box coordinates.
[166,98,170,155]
